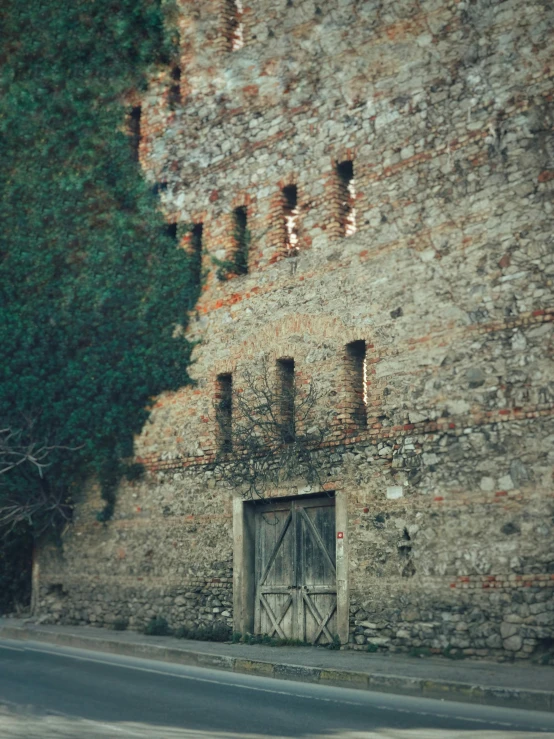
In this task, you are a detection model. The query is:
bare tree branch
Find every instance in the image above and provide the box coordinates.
[0,423,82,535]
[212,356,330,500]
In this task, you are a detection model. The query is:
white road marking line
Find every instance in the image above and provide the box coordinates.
[3,640,553,733]
[0,644,25,652]
[88,720,142,736]
[377,705,553,732]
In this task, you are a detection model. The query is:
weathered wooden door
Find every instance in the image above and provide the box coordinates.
[254,495,336,644]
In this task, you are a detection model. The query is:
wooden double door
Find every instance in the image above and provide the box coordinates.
[254,495,337,645]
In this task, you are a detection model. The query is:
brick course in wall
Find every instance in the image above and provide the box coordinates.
[37,0,553,660]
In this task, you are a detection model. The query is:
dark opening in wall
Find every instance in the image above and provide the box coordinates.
[191,222,203,254]
[277,358,295,443]
[169,67,181,109]
[232,206,249,274]
[152,181,168,197]
[165,222,178,240]
[46,583,66,597]
[129,106,141,161]
[216,373,233,452]
[399,528,415,577]
[336,160,357,236]
[224,0,244,51]
[282,185,299,255]
[345,340,367,427]
[190,222,203,284]
[533,638,554,664]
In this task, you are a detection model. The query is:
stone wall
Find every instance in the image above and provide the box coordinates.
[36,0,553,660]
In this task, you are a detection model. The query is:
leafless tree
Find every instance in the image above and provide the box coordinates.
[1,427,57,478]
[213,357,330,500]
[0,425,79,535]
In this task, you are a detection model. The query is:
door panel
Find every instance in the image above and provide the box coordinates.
[254,495,336,644]
[255,505,294,639]
[297,502,337,644]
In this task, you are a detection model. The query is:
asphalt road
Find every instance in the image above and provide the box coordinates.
[1,638,553,738]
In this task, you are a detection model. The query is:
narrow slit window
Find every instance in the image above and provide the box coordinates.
[232,206,249,274]
[282,185,299,255]
[191,222,203,255]
[129,106,141,161]
[216,373,233,452]
[190,222,203,279]
[345,340,367,427]
[226,0,244,51]
[165,222,178,240]
[337,160,357,236]
[277,358,295,443]
[169,67,181,109]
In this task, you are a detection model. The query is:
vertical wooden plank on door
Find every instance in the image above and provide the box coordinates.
[293,501,303,641]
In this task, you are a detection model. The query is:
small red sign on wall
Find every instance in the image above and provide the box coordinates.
[337,532,344,539]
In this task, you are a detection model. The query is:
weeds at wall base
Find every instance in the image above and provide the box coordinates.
[233,632,343,649]
[143,615,172,637]
[231,632,310,647]
[136,619,341,648]
[175,623,231,642]
[139,617,231,642]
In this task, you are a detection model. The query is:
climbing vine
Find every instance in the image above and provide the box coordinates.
[0,0,200,608]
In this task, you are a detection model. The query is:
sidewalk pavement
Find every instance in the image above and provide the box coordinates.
[1,617,553,713]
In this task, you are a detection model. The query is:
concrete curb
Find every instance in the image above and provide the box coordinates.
[1,624,552,713]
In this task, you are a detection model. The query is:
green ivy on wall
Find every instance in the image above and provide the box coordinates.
[0,0,199,605]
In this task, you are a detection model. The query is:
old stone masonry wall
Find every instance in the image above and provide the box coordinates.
[37,0,554,661]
